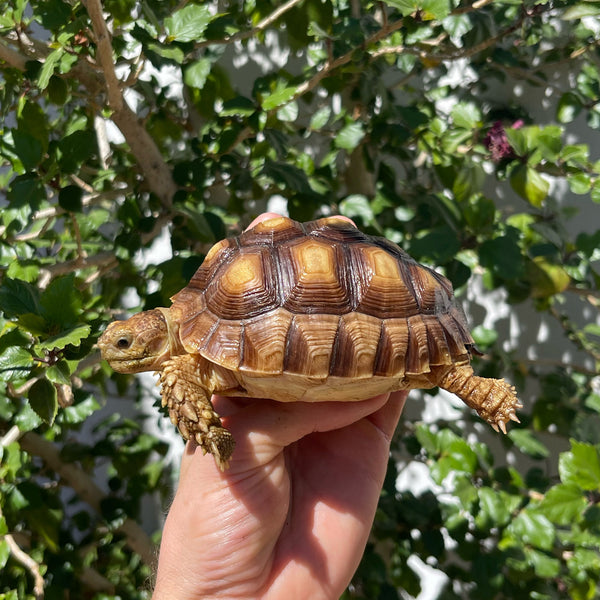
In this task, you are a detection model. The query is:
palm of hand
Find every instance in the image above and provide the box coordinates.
[153,392,406,600]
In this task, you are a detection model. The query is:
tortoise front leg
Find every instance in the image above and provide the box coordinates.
[158,354,235,470]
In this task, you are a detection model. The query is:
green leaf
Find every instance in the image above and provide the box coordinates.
[58,129,96,173]
[0,277,41,317]
[510,165,549,207]
[409,226,460,263]
[562,4,600,20]
[0,346,33,381]
[557,92,582,124]
[261,161,312,194]
[470,325,498,349]
[47,74,68,105]
[37,47,64,90]
[309,106,331,130]
[539,484,587,525]
[526,257,571,298]
[559,441,600,491]
[12,130,43,170]
[335,122,365,151]
[60,395,100,425]
[39,274,82,327]
[28,378,58,425]
[165,4,213,42]
[508,429,550,459]
[476,488,514,528]
[339,195,375,225]
[7,175,46,210]
[525,548,561,578]
[58,185,83,212]
[277,101,299,123]
[184,58,211,89]
[386,0,450,20]
[261,86,297,111]
[479,233,523,280]
[568,173,591,195]
[0,539,10,570]
[46,360,72,385]
[220,96,256,117]
[37,325,91,351]
[508,510,555,550]
[451,102,482,129]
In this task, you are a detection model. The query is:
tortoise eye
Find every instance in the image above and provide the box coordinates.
[116,337,131,349]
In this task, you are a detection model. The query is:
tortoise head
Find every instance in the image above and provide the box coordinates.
[98,308,182,373]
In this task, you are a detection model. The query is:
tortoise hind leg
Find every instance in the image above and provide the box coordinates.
[159,354,235,470]
[437,365,523,433]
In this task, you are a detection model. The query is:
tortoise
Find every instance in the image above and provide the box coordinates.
[98,215,522,470]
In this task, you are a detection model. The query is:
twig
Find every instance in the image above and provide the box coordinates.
[82,0,122,111]
[451,0,495,15]
[19,431,156,566]
[0,507,45,599]
[40,250,118,278]
[82,0,177,209]
[292,17,405,102]
[0,37,28,70]
[195,0,305,48]
[93,115,112,169]
[1,425,22,447]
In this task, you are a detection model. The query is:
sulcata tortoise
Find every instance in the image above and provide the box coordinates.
[99,215,522,470]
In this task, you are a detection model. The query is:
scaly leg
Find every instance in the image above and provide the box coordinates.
[158,355,235,470]
[437,365,523,433]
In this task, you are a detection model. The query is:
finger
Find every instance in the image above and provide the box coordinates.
[365,390,408,442]
[218,394,396,468]
[246,212,357,231]
[246,212,285,229]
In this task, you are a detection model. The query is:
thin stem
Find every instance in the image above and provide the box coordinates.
[195,0,305,48]
[0,507,45,599]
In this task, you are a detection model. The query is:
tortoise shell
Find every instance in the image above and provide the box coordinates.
[168,216,475,379]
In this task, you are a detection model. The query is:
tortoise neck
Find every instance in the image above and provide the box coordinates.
[157,307,187,359]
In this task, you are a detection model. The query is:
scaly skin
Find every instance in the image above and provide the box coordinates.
[437,365,523,433]
[159,355,235,471]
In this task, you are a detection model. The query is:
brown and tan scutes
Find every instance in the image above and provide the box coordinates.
[99,216,522,470]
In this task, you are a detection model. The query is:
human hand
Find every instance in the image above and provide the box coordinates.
[152,391,407,600]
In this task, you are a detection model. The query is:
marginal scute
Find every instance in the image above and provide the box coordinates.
[330,313,381,378]
[422,314,452,366]
[406,315,431,375]
[201,318,243,371]
[284,313,340,377]
[241,309,293,374]
[180,309,219,353]
[373,318,409,377]
[169,287,206,324]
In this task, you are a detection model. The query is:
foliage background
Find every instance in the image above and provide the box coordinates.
[1,0,599,598]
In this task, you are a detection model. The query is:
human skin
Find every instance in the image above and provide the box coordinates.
[152,391,407,600]
[151,212,407,599]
